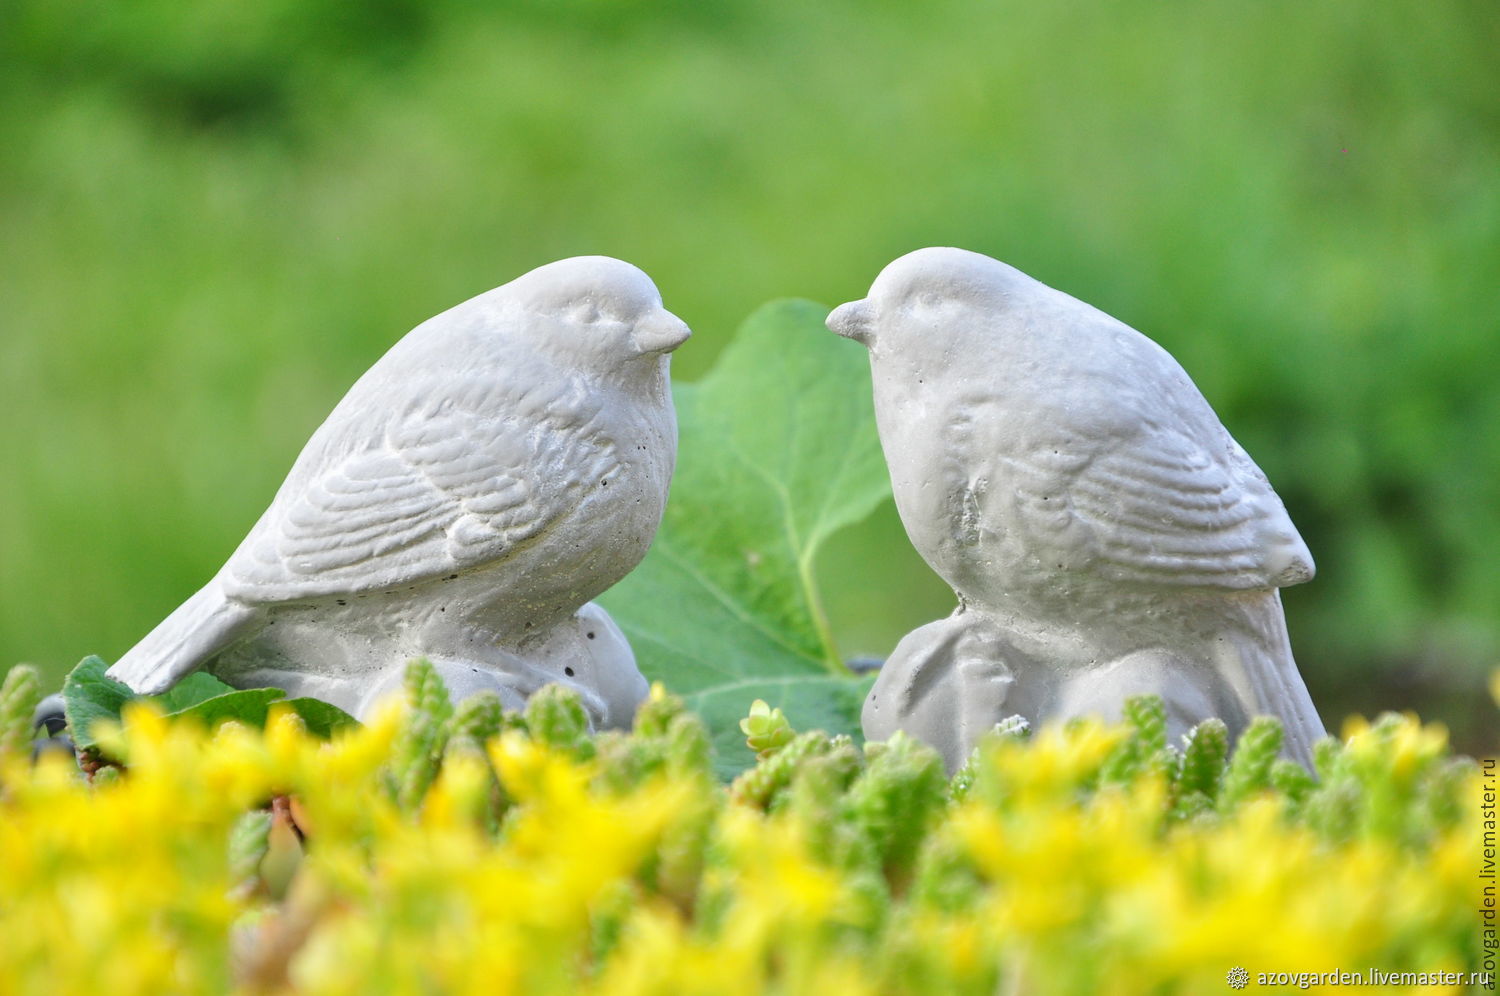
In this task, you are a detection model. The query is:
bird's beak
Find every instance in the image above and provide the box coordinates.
[631,311,692,355]
[826,299,872,344]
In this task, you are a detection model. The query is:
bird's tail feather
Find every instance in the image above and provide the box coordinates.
[107,582,257,695]
[1236,590,1325,765]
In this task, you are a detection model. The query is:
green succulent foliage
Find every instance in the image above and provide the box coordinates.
[990,715,1032,740]
[1304,712,1471,847]
[524,683,596,762]
[1174,717,1229,804]
[1123,694,1168,754]
[586,880,638,979]
[1101,694,1172,786]
[1218,716,1285,811]
[444,690,512,833]
[729,731,836,810]
[592,692,704,795]
[784,739,872,886]
[43,647,1482,876]
[950,717,1030,802]
[661,712,715,781]
[844,732,949,892]
[1312,736,1345,780]
[0,664,42,761]
[908,833,986,914]
[1269,758,1318,809]
[89,763,123,788]
[632,689,687,740]
[446,691,506,755]
[30,652,1490,945]
[785,748,863,832]
[387,658,456,811]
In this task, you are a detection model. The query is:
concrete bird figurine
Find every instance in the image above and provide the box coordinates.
[109,256,690,726]
[828,247,1324,768]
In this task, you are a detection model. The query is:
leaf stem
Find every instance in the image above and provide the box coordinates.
[798,550,846,677]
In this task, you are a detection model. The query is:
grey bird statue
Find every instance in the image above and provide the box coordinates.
[109,256,690,727]
[828,247,1324,769]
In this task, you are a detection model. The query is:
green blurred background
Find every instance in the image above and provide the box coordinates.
[2,1,1496,749]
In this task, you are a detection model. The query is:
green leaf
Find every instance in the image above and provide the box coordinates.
[601,300,890,777]
[62,655,136,751]
[61,656,358,749]
[281,697,360,738]
[155,671,237,713]
[169,688,288,730]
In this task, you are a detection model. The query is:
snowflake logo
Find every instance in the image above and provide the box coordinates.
[1226,966,1251,990]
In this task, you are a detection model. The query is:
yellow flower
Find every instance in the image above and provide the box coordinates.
[0,681,1481,995]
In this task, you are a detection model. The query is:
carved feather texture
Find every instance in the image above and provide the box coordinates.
[1004,424,1298,590]
[226,373,621,601]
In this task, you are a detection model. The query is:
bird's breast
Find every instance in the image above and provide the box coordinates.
[551,384,676,560]
[874,373,999,586]
[424,386,675,638]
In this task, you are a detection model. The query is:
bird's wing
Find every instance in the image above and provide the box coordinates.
[1005,421,1311,591]
[223,375,620,602]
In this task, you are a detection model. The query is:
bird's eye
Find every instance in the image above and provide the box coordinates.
[569,300,601,324]
[917,292,941,310]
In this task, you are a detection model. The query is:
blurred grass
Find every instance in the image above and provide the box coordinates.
[1,0,1496,749]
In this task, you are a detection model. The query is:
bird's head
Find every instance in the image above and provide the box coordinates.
[826,247,1019,358]
[507,256,691,374]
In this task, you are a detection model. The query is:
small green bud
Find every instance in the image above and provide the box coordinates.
[739,699,795,758]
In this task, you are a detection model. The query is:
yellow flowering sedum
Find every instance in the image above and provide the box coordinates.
[0,664,1491,995]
